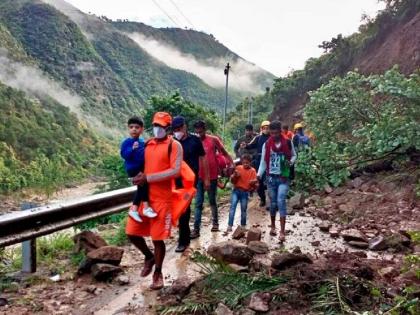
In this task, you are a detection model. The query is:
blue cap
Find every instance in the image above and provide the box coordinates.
[172,116,185,129]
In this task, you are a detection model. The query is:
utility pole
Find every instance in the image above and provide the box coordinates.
[250,97,254,126]
[248,97,251,124]
[223,62,230,140]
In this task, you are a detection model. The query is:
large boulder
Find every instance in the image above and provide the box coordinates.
[247,241,269,254]
[73,231,107,253]
[246,228,262,244]
[289,193,305,210]
[248,292,271,312]
[91,263,122,281]
[208,241,254,266]
[79,246,125,274]
[271,253,312,270]
[340,229,368,242]
[87,246,124,266]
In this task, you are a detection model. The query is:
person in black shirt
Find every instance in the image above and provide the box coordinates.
[172,116,208,253]
[241,120,270,207]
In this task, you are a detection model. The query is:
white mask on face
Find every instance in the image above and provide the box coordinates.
[174,131,184,140]
[153,126,166,139]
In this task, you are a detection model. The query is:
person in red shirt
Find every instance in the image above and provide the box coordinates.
[282,125,294,140]
[126,112,183,290]
[190,120,233,238]
[227,154,258,232]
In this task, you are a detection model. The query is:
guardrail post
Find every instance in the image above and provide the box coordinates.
[21,202,38,273]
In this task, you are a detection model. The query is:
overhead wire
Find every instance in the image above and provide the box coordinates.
[150,0,183,28]
[168,0,196,29]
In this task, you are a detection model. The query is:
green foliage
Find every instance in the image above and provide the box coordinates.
[0,82,107,194]
[145,92,221,133]
[104,217,128,246]
[295,68,420,191]
[226,0,419,138]
[160,252,286,314]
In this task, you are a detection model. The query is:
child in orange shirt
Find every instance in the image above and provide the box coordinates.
[227,154,258,232]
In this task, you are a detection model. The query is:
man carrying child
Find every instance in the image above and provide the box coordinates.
[120,117,157,222]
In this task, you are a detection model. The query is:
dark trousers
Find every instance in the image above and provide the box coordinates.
[194,179,218,230]
[133,184,149,206]
[128,168,149,206]
[257,173,266,203]
[178,205,191,247]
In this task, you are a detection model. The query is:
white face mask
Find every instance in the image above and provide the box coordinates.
[174,131,184,140]
[153,126,166,139]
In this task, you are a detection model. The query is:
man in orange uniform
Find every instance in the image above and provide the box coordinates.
[126,112,183,290]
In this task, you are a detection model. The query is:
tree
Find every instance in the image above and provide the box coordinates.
[144,91,221,133]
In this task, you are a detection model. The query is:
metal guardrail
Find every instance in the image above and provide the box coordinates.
[0,186,137,248]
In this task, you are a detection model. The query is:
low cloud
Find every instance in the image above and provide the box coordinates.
[0,48,82,115]
[127,32,266,93]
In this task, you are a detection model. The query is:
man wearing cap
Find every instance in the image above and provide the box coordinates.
[126,112,183,289]
[171,116,208,253]
[241,120,270,207]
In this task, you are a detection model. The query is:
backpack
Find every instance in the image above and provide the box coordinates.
[294,134,310,151]
[210,135,233,178]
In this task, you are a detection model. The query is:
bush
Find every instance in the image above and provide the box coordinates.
[296,68,420,191]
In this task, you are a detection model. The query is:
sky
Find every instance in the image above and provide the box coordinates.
[66,0,385,77]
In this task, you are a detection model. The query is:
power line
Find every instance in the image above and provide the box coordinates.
[150,0,182,28]
[168,0,196,29]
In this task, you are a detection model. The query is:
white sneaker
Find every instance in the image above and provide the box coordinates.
[128,209,143,222]
[143,207,158,218]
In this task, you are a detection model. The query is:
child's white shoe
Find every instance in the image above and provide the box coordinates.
[128,209,143,222]
[143,207,158,218]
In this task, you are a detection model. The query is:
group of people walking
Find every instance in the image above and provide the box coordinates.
[120,112,310,289]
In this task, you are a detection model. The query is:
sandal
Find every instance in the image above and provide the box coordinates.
[279,232,286,242]
[269,228,277,236]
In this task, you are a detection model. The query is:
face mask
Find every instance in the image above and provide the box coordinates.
[153,126,166,139]
[174,131,184,140]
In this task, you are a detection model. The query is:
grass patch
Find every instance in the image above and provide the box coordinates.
[159,252,286,314]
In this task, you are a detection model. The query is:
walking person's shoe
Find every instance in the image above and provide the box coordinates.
[190,229,200,239]
[150,272,164,290]
[175,244,187,253]
[279,232,286,242]
[211,224,219,232]
[226,226,233,233]
[140,257,155,277]
[269,227,277,236]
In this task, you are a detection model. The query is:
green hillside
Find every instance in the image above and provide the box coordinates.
[226,0,420,136]
[0,81,107,193]
[0,0,251,124]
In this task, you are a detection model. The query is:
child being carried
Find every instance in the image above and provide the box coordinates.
[120,116,157,222]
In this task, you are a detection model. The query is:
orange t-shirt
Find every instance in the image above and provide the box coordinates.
[234,165,257,191]
[282,130,294,140]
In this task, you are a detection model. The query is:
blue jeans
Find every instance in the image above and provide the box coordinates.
[194,179,218,230]
[268,176,289,217]
[228,189,249,227]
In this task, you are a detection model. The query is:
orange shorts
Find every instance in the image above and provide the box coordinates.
[125,201,172,241]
